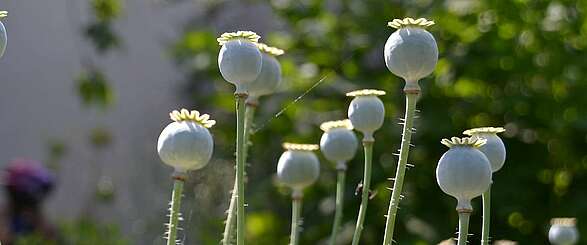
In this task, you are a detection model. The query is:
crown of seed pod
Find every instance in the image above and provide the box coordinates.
[246,43,284,103]
[277,143,320,190]
[384,18,438,88]
[0,11,7,58]
[549,218,579,245]
[319,119,358,167]
[436,137,492,211]
[157,109,215,172]
[463,127,506,172]
[217,31,262,94]
[346,89,386,141]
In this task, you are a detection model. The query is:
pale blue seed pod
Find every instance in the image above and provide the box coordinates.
[0,19,7,58]
[217,31,262,94]
[277,143,320,190]
[436,137,491,211]
[247,44,284,100]
[346,89,386,141]
[464,127,506,172]
[157,109,216,173]
[319,120,358,166]
[385,18,438,85]
[549,218,579,245]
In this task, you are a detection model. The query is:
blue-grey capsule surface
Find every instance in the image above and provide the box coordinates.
[218,40,262,92]
[475,133,506,172]
[248,53,281,98]
[384,27,438,82]
[277,150,320,190]
[157,121,214,172]
[320,128,358,163]
[549,225,579,245]
[348,96,385,140]
[0,21,6,58]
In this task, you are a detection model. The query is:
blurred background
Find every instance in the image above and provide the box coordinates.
[0,0,586,244]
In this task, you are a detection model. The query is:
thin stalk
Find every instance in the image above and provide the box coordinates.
[235,93,247,245]
[351,141,374,245]
[481,185,492,245]
[457,212,471,245]
[223,105,256,245]
[329,164,347,245]
[382,92,418,245]
[290,190,303,245]
[166,175,185,245]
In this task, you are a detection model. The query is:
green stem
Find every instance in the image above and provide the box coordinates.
[457,212,471,245]
[166,176,185,245]
[223,105,256,245]
[382,92,418,245]
[329,165,346,245]
[481,185,492,245]
[352,141,374,245]
[290,190,303,245]
[235,93,247,245]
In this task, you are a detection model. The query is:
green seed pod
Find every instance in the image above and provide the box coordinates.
[319,119,358,166]
[549,218,579,245]
[217,31,262,94]
[346,89,386,141]
[384,18,438,85]
[247,44,284,102]
[157,109,215,173]
[0,11,7,58]
[463,127,506,173]
[436,137,491,211]
[277,143,320,190]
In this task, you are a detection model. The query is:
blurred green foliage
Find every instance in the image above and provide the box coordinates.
[15,219,128,245]
[166,0,587,244]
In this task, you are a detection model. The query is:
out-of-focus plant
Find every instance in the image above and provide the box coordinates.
[85,0,122,53]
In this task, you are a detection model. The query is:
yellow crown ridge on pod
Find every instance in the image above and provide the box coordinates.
[388,17,435,29]
[217,31,261,46]
[493,240,518,245]
[169,109,216,128]
[282,143,319,151]
[346,89,386,97]
[0,11,7,19]
[441,136,487,148]
[257,43,285,56]
[320,119,353,132]
[463,127,506,135]
[551,218,577,226]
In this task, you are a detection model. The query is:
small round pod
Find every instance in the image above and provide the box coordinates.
[346,89,386,142]
[436,137,492,212]
[384,18,438,92]
[0,11,7,58]
[157,109,215,173]
[437,238,455,245]
[463,127,507,173]
[549,218,579,245]
[277,143,320,191]
[246,43,284,105]
[493,240,518,245]
[319,119,358,168]
[217,31,263,94]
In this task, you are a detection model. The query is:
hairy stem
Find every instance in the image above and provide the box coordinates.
[329,165,346,245]
[166,175,185,245]
[235,93,247,245]
[352,141,373,245]
[290,190,303,245]
[457,212,471,245]
[223,105,256,245]
[481,185,492,245]
[382,92,418,245]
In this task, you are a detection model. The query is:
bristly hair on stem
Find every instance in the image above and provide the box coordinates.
[166,173,186,245]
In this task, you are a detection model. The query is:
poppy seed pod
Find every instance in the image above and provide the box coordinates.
[217,31,262,94]
[247,43,284,102]
[0,11,7,58]
[436,137,492,212]
[157,109,215,173]
[384,18,438,87]
[277,143,320,190]
[346,89,386,141]
[463,127,506,173]
[319,119,358,166]
[549,218,579,245]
